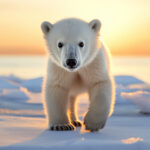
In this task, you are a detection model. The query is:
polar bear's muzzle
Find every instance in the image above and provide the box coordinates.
[63,45,81,71]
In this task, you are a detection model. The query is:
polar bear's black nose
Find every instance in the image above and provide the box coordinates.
[66,59,77,68]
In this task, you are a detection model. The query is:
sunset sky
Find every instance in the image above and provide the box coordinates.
[0,0,150,55]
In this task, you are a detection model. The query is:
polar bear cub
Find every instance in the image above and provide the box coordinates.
[41,18,115,131]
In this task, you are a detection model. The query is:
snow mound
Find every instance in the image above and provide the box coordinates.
[115,75,144,86]
[0,88,29,101]
[0,78,20,89]
[122,91,150,113]
[21,77,43,93]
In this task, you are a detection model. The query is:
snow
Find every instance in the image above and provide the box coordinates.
[21,77,43,93]
[0,75,150,150]
[122,91,150,113]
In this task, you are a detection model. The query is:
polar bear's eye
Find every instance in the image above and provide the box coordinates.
[58,42,64,48]
[78,42,84,48]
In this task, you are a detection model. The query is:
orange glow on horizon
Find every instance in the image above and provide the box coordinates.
[0,0,150,56]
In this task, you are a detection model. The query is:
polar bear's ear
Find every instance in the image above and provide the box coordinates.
[41,21,53,34]
[89,19,101,33]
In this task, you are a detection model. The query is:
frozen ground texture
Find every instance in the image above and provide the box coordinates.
[0,75,150,150]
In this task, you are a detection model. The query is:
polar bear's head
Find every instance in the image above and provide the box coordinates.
[41,18,101,72]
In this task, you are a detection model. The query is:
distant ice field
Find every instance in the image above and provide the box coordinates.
[0,56,150,83]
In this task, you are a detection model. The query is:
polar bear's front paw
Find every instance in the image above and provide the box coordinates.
[84,111,106,132]
[49,123,75,131]
[71,120,82,127]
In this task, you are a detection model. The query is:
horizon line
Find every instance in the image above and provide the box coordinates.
[0,53,150,57]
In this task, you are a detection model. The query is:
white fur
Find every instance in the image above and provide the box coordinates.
[41,18,115,131]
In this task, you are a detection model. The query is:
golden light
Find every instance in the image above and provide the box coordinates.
[121,137,144,144]
[0,0,150,55]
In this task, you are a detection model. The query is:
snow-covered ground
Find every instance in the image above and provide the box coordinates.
[0,75,150,150]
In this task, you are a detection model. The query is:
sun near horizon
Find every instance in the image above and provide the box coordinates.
[0,0,150,56]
